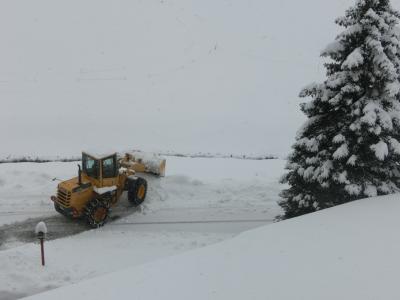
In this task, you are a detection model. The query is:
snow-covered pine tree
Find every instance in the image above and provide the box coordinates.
[280,0,400,219]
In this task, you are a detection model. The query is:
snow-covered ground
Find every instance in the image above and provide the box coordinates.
[0,162,78,226]
[0,157,285,299]
[0,229,230,300]
[0,157,284,227]
[24,194,400,300]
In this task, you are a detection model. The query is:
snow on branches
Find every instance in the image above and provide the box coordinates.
[342,48,364,69]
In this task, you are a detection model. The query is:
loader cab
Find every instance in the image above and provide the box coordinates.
[82,152,118,187]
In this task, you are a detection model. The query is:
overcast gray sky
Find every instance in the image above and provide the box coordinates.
[1,0,398,157]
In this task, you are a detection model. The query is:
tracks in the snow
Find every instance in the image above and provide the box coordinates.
[0,195,274,250]
[111,218,274,226]
[0,200,142,250]
[0,211,273,250]
[0,214,87,248]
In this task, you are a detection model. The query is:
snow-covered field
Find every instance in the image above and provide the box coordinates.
[24,194,400,300]
[0,157,285,299]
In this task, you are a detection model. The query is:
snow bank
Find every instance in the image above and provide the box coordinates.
[0,229,232,300]
[25,194,400,300]
[0,162,78,226]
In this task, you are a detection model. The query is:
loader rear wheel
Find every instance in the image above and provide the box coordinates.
[84,197,110,228]
[128,177,148,206]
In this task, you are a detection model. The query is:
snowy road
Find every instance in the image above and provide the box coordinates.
[0,204,274,250]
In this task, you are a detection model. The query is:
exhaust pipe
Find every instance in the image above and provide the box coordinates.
[78,164,82,185]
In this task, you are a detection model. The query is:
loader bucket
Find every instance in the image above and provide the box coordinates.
[120,151,166,177]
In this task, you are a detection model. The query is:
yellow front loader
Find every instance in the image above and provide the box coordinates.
[51,151,166,228]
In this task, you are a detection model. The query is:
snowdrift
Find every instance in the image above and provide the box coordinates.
[25,194,400,300]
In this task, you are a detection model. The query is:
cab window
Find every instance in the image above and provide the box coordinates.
[102,156,117,178]
[83,154,99,179]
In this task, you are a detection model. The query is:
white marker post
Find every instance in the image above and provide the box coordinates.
[35,221,47,266]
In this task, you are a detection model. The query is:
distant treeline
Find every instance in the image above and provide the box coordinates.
[0,156,79,164]
[0,151,278,164]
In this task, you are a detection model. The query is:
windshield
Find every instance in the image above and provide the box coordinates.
[82,153,99,179]
[102,156,117,178]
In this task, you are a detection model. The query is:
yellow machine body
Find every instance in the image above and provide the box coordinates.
[51,151,165,220]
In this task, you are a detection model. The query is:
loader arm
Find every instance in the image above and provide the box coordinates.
[119,152,166,177]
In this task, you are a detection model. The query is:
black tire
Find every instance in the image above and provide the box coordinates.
[127,177,148,206]
[84,196,111,228]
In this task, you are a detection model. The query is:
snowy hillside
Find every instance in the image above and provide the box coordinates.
[24,194,400,300]
[0,0,367,157]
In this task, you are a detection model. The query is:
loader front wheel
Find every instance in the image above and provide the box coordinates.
[128,177,148,206]
[85,198,110,228]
